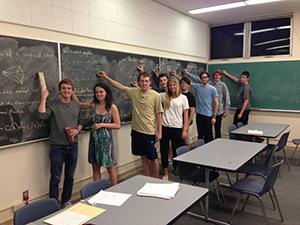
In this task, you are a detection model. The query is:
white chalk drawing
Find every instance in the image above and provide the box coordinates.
[2,65,25,85]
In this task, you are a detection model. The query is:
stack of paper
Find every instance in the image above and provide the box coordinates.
[137,182,180,199]
[88,190,132,206]
[44,202,105,225]
[247,129,263,135]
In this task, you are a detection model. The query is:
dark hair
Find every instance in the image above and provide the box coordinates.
[199,72,210,79]
[137,72,151,82]
[93,82,113,111]
[180,77,191,85]
[213,70,222,76]
[241,71,250,78]
[59,79,74,90]
[159,73,168,80]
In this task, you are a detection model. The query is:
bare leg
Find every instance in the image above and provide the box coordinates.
[107,167,117,186]
[92,164,101,181]
[141,156,151,176]
[152,158,160,178]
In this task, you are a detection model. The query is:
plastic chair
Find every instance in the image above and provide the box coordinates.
[290,138,300,164]
[14,198,60,225]
[266,131,291,171]
[230,160,284,225]
[193,139,205,149]
[228,124,240,140]
[80,179,111,199]
[176,146,224,204]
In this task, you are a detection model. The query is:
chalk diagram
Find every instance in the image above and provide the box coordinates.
[2,65,25,85]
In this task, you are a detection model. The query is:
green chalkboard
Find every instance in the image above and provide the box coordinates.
[208,61,300,111]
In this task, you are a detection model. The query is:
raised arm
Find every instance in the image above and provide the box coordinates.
[170,69,181,80]
[182,68,201,83]
[222,70,239,82]
[38,89,49,113]
[72,92,93,109]
[96,71,127,91]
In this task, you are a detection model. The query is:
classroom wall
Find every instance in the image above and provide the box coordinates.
[0,0,209,223]
[212,12,300,142]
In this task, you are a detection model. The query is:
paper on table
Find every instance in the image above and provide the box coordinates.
[137,182,180,200]
[44,202,105,225]
[247,129,263,135]
[88,190,132,206]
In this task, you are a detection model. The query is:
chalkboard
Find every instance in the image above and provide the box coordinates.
[61,44,159,123]
[160,57,207,82]
[0,35,59,147]
[208,61,300,111]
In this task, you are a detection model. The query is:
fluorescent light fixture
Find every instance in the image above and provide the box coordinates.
[188,2,246,14]
[235,25,291,36]
[254,38,290,46]
[266,45,290,50]
[245,0,282,6]
[188,0,283,15]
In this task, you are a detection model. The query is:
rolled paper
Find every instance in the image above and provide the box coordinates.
[38,72,47,90]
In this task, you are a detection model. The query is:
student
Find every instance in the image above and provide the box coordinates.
[73,83,121,185]
[97,71,163,178]
[160,76,189,179]
[158,73,168,92]
[183,71,218,143]
[180,77,197,147]
[222,70,252,125]
[210,71,231,138]
[38,79,83,208]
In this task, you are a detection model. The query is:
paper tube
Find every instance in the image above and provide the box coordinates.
[37,72,47,90]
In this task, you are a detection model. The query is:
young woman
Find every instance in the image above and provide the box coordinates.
[75,82,121,185]
[160,76,189,180]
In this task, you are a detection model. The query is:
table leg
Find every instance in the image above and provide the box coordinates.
[187,168,231,225]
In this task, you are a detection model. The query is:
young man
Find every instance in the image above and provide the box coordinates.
[158,73,168,93]
[211,71,231,138]
[183,71,218,143]
[97,71,163,178]
[180,77,197,147]
[222,70,252,125]
[38,79,83,208]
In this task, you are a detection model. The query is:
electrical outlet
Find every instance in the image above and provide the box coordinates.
[22,190,29,201]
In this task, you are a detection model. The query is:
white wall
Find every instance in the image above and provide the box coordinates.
[0,0,209,223]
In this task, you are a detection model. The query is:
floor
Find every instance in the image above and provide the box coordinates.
[171,150,300,225]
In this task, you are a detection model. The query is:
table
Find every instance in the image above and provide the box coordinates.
[230,123,289,144]
[173,138,267,225]
[30,175,208,225]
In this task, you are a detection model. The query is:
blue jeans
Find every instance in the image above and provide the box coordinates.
[49,144,78,204]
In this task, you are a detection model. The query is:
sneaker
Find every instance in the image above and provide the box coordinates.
[61,201,72,209]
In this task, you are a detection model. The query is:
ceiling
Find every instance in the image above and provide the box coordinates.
[153,0,300,26]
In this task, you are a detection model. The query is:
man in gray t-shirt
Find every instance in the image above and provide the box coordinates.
[223,70,252,125]
[38,79,83,208]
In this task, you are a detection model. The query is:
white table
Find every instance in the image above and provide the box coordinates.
[174,138,267,225]
[30,175,208,225]
[230,123,289,144]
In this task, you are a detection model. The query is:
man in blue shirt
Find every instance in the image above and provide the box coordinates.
[185,72,218,143]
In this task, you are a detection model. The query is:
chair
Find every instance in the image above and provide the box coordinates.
[80,179,111,199]
[237,145,278,178]
[176,146,224,204]
[266,131,291,171]
[230,160,284,225]
[228,124,240,140]
[290,138,300,164]
[14,198,60,225]
[193,139,205,149]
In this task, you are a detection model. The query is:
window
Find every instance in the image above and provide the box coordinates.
[210,23,244,59]
[210,17,291,59]
[251,18,290,56]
